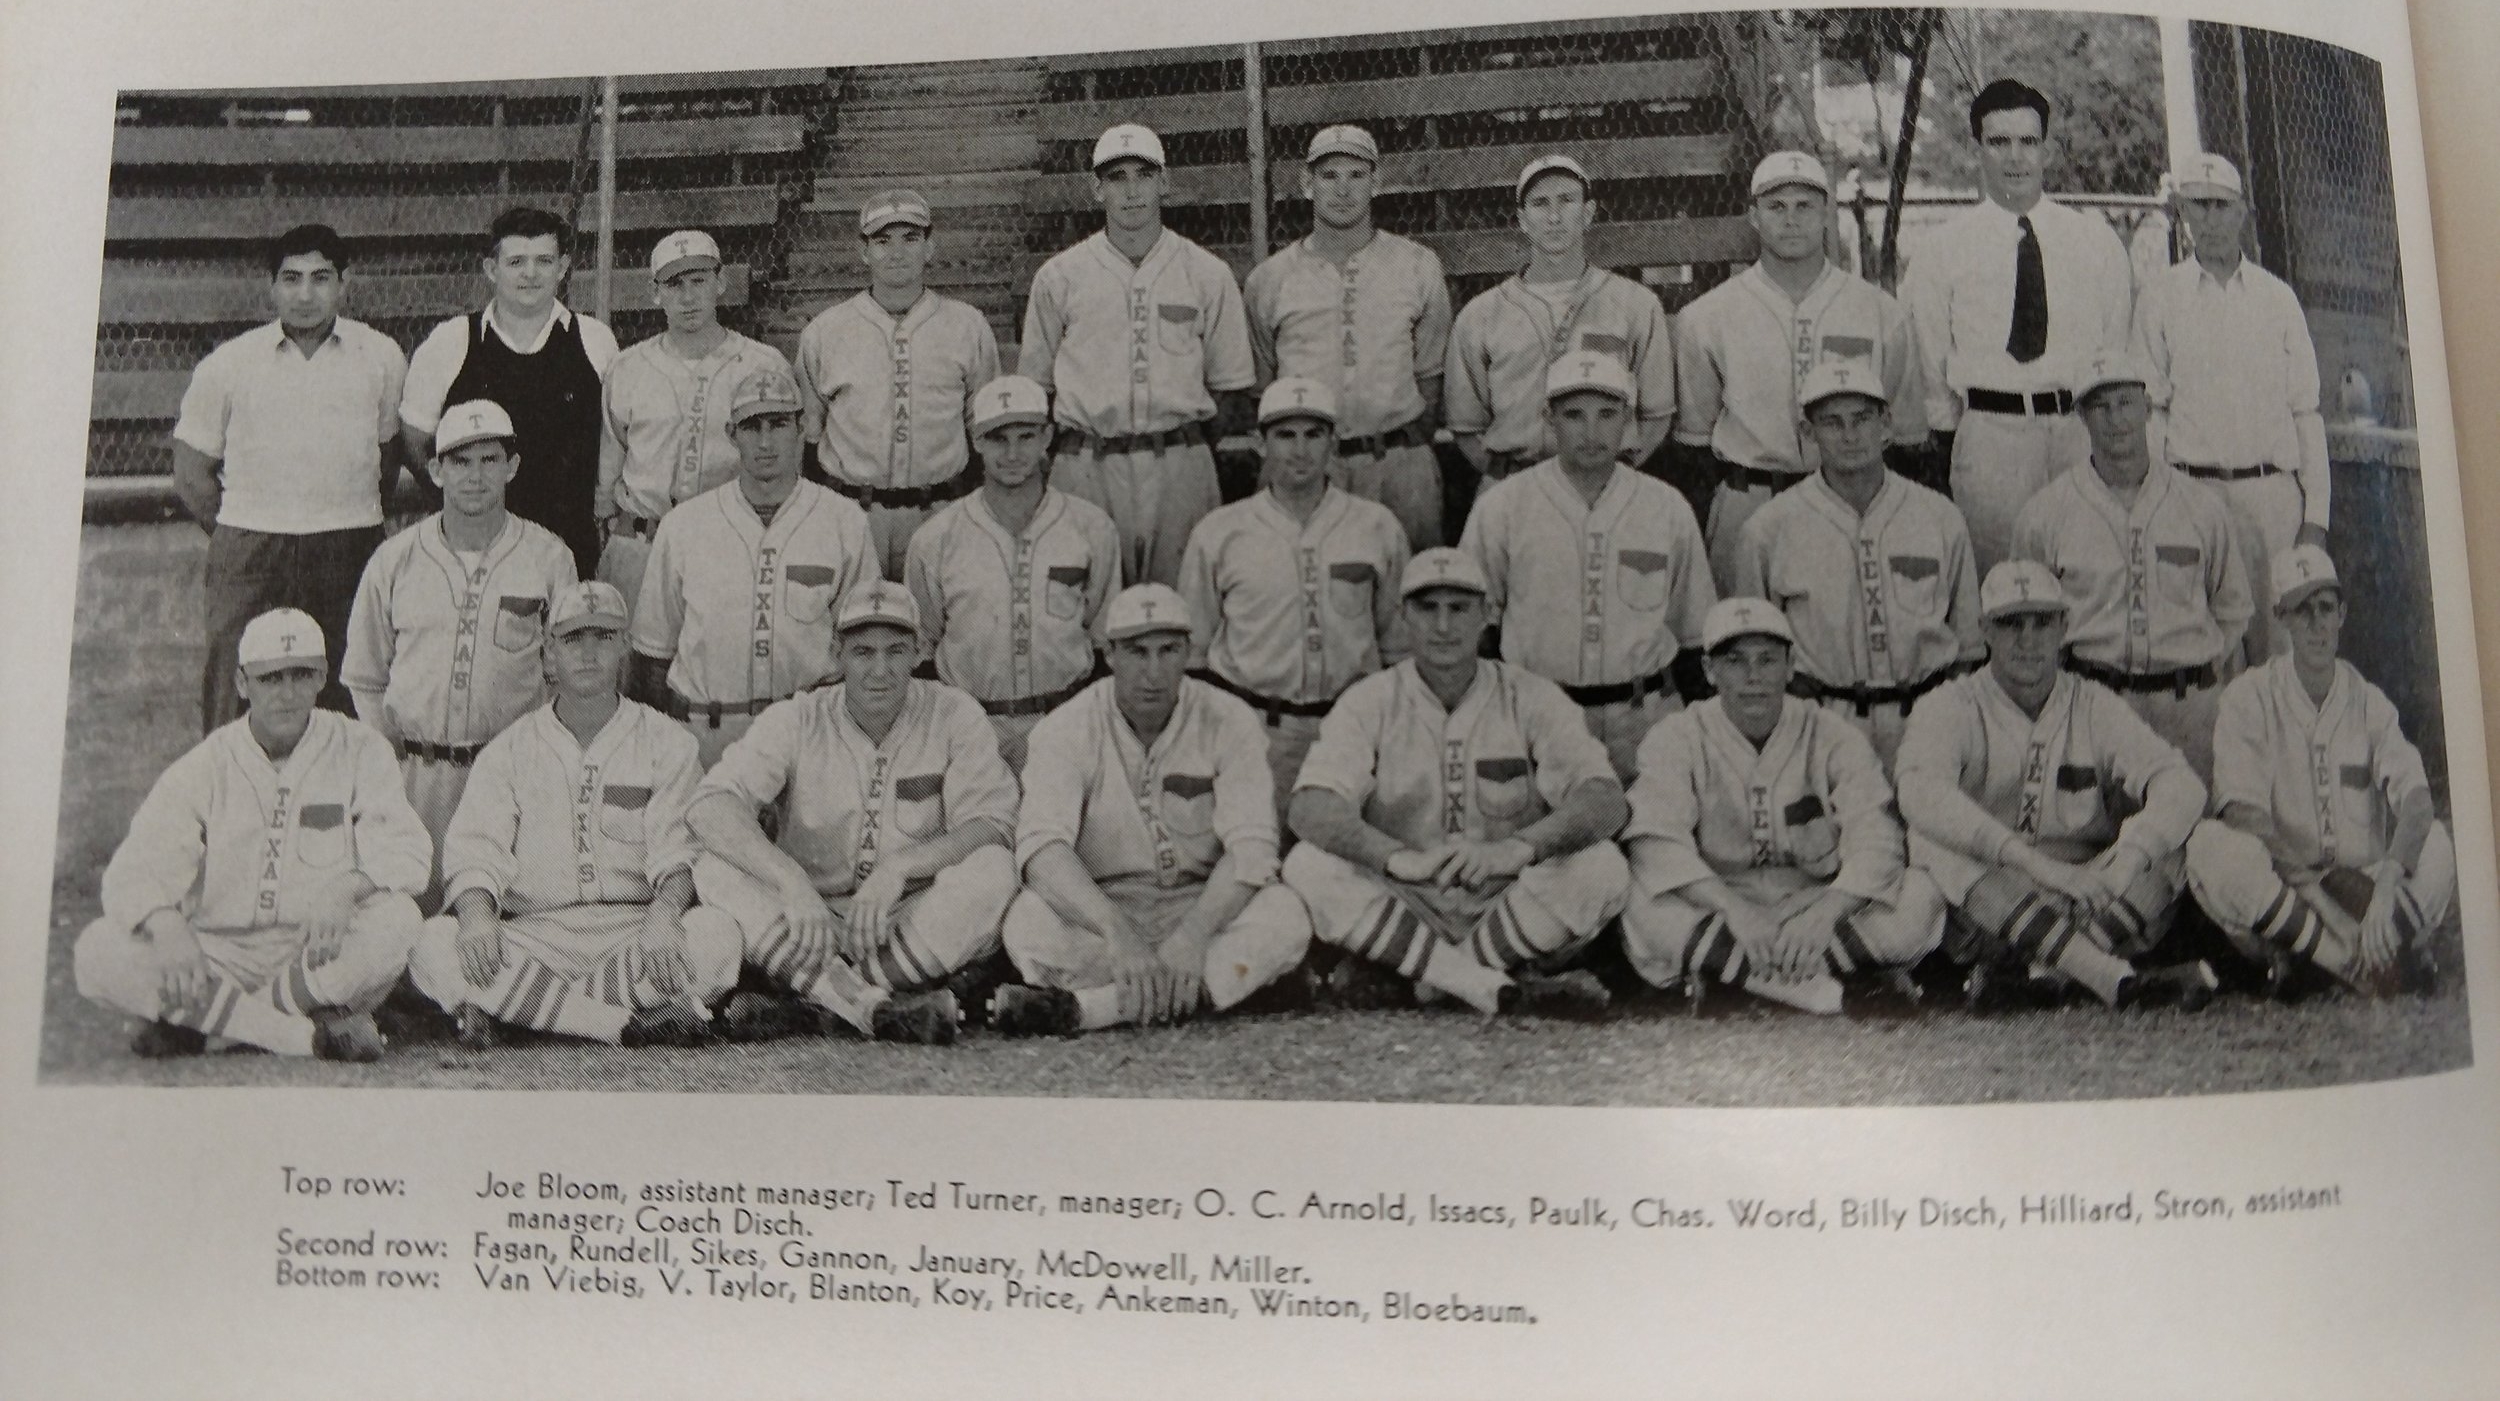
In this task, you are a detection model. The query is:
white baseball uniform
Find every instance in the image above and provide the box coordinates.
[596,330,795,609]
[1444,269,1675,471]
[406,700,741,1040]
[75,712,430,1055]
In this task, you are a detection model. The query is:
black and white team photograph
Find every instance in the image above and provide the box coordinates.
[39,7,2472,1105]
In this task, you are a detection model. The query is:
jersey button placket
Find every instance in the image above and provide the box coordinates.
[890,332,913,479]
[1580,533,1606,678]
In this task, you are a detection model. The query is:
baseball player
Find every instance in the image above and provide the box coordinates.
[2012,351,2252,781]
[74,610,429,1061]
[1019,123,1257,587]
[1283,548,1628,1018]
[342,400,577,904]
[1900,79,2135,573]
[399,205,620,576]
[2184,546,2453,997]
[1619,598,1943,1014]
[796,188,1003,579]
[1178,377,1411,814]
[596,229,796,613]
[990,584,1315,1035]
[629,364,880,768]
[1445,153,1675,482]
[1673,151,1925,586]
[905,375,1122,770]
[1243,124,1455,548]
[2133,152,2331,663]
[1727,359,1982,769]
[1460,352,1716,780]
[688,581,1017,1045]
[1896,562,2215,1012]
[406,581,735,1049]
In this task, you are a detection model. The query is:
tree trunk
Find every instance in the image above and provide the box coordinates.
[1879,10,1941,289]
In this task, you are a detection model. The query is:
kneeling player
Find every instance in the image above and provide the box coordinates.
[1896,562,2216,1010]
[993,584,1314,1034]
[76,610,430,1061]
[2185,546,2454,995]
[1283,548,1628,1018]
[691,582,1016,1043]
[1620,598,1943,1014]
[407,582,737,1048]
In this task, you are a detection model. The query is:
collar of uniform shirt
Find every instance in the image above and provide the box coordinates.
[482,299,574,341]
[266,320,342,352]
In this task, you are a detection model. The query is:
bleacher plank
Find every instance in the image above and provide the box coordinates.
[1025,132,1737,211]
[106,185,782,242]
[91,370,190,422]
[1009,217,1756,284]
[112,115,805,168]
[98,264,753,326]
[1039,58,1714,141]
[1040,16,1706,75]
[135,70,826,102]
[1043,46,1236,74]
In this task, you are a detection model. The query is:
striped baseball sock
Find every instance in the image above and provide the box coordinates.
[863,925,949,993]
[1346,895,1503,1014]
[484,955,630,1043]
[1687,917,1842,1014]
[1998,894,2131,1005]
[165,974,315,1056]
[753,925,886,1033]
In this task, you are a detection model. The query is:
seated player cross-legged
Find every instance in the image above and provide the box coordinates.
[690,581,1018,1045]
[1283,548,1630,1019]
[2184,545,2455,997]
[993,584,1315,1035]
[1619,598,1944,1016]
[77,609,431,1062]
[1896,562,2218,1012]
[407,581,738,1050]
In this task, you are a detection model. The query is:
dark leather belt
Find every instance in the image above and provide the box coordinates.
[1336,418,1431,459]
[1190,667,1334,724]
[399,738,485,766]
[663,686,819,726]
[980,673,1095,719]
[1060,421,1210,457]
[1562,667,1677,708]
[1966,387,2074,416]
[606,511,661,542]
[826,463,982,510]
[1483,449,1535,479]
[2175,462,2282,482]
[1717,454,1805,494]
[1791,668,1954,717]
[2061,652,2220,699]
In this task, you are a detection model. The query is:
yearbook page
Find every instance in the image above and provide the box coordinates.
[1,0,2495,1396]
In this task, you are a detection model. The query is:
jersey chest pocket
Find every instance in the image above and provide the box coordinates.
[2152,544,2203,608]
[1782,794,1841,880]
[1158,771,1216,837]
[1327,561,1376,621]
[1577,331,1632,366]
[1616,548,1672,612]
[892,772,946,839]
[1044,564,1089,622]
[295,802,351,869]
[494,596,546,653]
[1474,755,1535,820]
[2050,763,2106,831]
[598,784,651,844]
[783,563,839,624]
[1155,302,1203,356]
[1887,554,1943,620]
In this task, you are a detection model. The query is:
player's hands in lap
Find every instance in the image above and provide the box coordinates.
[637,906,691,997]
[456,908,507,987]
[843,866,910,963]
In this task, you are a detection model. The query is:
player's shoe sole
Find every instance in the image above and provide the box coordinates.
[870,990,960,1046]
[1499,969,1613,1022]
[310,1008,388,1063]
[129,1019,207,1059]
[1322,958,1413,1012]
[453,1003,501,1051]
[620,1000,716,1049]
[2121,960,2220,1013]
[988,984,1081,1037]
[717,990,831,1043]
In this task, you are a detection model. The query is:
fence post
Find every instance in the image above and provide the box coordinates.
[595,77,618,322]
[2159,18,2201,167]
[1243,42,1269,262]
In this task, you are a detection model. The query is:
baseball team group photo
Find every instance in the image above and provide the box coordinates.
[38,8,2475,1105]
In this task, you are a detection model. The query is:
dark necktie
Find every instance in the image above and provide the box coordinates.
[2007,215,2047,363]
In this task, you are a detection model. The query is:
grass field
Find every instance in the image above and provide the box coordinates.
[37,522,2476,1105]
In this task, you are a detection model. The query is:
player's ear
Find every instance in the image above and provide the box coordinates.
[233,667,250,703]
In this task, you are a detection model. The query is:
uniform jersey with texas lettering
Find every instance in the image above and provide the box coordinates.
[697,680,1017,899]
[599,331,794,519]
[795,290,1000,489]
[1017,230,1256,437]
[630,480,879,706]
[1895,670,2204,896]
[1178,487,1410,704]
[1621,697,1904,898]
[99,711,432,935]
[2211,654,2433,874]
[1671,263,1926,471]
[1015,678,1278,888]
[2012,459,2251,672]
[1728,471,1980,689]
[1460,461,1716,685]
[341,513,577,746]
[1444,269,1675,459]
[439,700,702,914]
[1293,658,1616,849]
[1244,232,1451,438]
[905,489,1122,705]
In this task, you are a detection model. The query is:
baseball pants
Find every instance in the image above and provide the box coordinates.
[1048,441,1222,588]
[987,713,1044,775]
[2111,678,2225,787]
[1584,691,1681,784]
[1939,839,2187,1005]
[673,710,762,771]
[1950,410,2088,575]
[2184,819,2455,990]
[1806,695,1920,776]
[1259,713,1323,824]
[408,902,742,1043]
[1704,476,1803,594]
[2203,471,2308,664]
[1621,864,1944,1013]
[75,893,421,1056]
[200,523,384,731]
[1282,840,1628,1015]
[859,500,937,584]
[1000,876,1313,1021]
[1330,442,1444,549]
[399,754,474,912]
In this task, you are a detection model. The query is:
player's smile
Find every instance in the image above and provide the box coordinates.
[1705,637,1792,740]
[488,234,566,314]
[1549,391,1628,473]
[1309,156,1375,230]
[841,626,918,732]
[1261,417,1333,494]
[1807,397,1888,476]
[1986,609,2066,693]
[733,412,803,485]
[979,423,1049,489]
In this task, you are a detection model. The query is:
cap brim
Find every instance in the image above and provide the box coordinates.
[1706,628,1794,651]
[551,614,628,637]
[1108,622,1192,641]
[1983,602,2069,623]
[433,429,511,458]
[1259,410,1337,429]
[729,401,801,424]
[240,655,324,676]
[652,255,721,279]
[836,614,919,635]
[2274,579,2341,609]
[861,212,932,234]
[1752,177,1830,198]
[2176,180,2241,199]
[974,412,1052,433]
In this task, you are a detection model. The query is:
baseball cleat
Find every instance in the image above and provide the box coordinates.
[1846,969,1927,1019]
[620,1000,716,1049]
[1322,957,1412,1011]
[2260,948,2306,1004]
[129,1018,208,1059]
[453,1003,501,1051]
[870,989,961,1046]
[1500,969,1613,1021]
[988,984,1081,1037]
[2122,960,2219,1013]
[310,1008,388,1063]
[717,990,829,1043]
